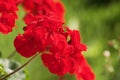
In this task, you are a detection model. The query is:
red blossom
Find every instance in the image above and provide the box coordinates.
[41,53,70,76]
[66,28,87,53]
[16,0,23,5]
[41,33,73,75]
[22,0,65,20]
[14,13,64,57]
[14,17,95,80]
[0,12,17,34]
[14,13,95,79]
[14,30,38,57]
[14,28,46,57]
[0,0,18,12]
[75,55,95,80]
[24,13,63,32]
[48,33,68,52]
[0,0,18,34]
[13,0,95,79]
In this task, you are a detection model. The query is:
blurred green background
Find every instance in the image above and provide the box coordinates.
[0,0,120,80]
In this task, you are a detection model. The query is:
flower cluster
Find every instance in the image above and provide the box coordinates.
[0,0,18,34]
[0,0,95,80]
[22,0,65,21]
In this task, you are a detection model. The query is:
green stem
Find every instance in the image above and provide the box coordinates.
[0,53,39,80]
[7,50,16,59]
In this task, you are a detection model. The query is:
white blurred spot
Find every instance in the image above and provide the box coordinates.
[103,50,110,57]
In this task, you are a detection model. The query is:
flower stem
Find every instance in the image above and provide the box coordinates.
[7,50,16,59]
[0,53,39,80]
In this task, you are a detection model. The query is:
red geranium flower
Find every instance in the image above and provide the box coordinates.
[0,0,17,12]
[22,0,65,20]
[24,13,63,32]
[16,0,23,5]
[75,55,95,80]
[68,29,87,54]
[0,0,18,34]
[41,33,73,75]
[0,12,17,34]
[13,1,95,79]
[41,53,71,76]
[14,28,46,57]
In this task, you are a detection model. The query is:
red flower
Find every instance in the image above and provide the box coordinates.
[41,32,73,76]
[0,0,18,13]
[67,29,87,53]
[75,55,95,80]
[14,28,46,57]
[14,30,38,57]
[13,0,95,79]
[41,31,95,80]
[14,13,64,57]
[53,1,65,19]
[0,0,18,34]
[0,12,17,34]
[41,53,70,76]
[22,0,65,20]
[24,13,63,32]
[48,33,67,52]
[16,0,23,5]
